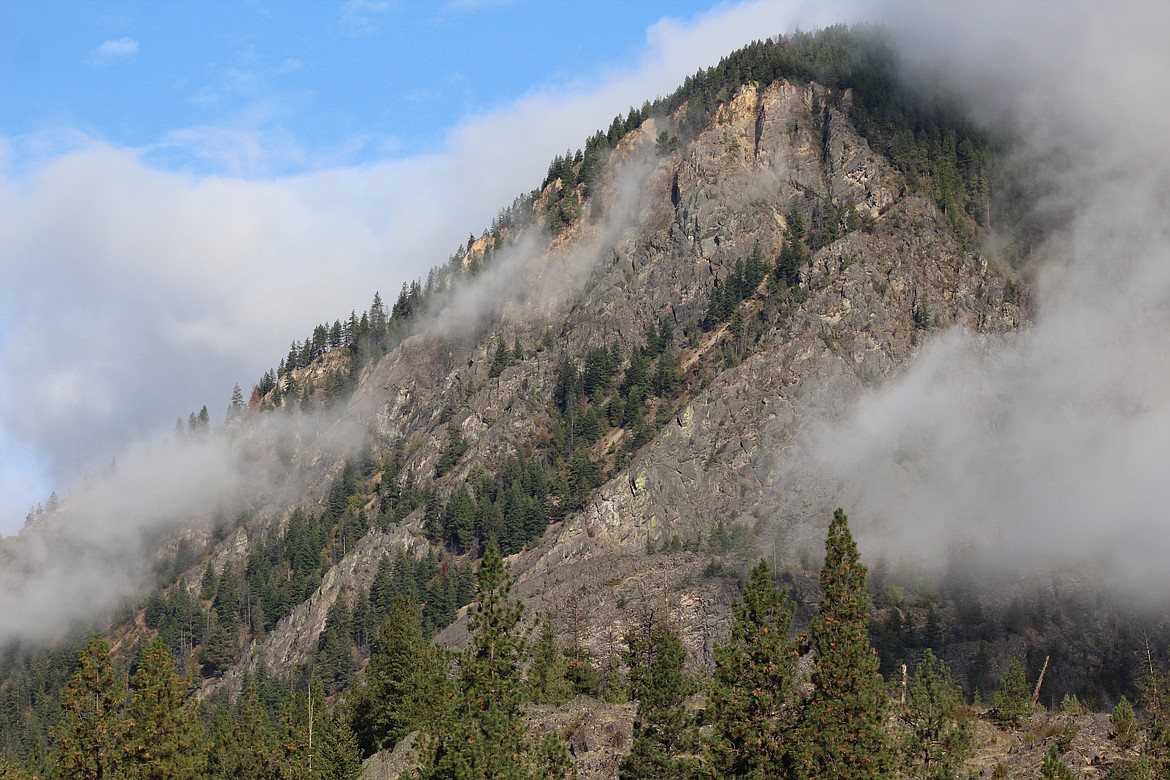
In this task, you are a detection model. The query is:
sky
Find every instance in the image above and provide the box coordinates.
[0,0,860,534]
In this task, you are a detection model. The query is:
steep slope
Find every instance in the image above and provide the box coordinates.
[222,75,1020,684]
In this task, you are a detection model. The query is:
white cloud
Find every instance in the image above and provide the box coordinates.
[91,36,139,64]
[340,0,394,37]
[1,0,844,540]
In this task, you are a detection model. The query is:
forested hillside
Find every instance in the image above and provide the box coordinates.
[0,25,1163,780]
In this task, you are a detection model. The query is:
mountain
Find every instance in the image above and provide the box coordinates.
[1,26,1162,780]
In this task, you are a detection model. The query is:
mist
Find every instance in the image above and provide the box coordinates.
[0,1,842,535]
[0,401,375,647]
[795,0,1170,598]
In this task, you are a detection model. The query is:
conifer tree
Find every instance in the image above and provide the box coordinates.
[620,626,698,780]
[206,684,278,780]
[992,658,1033,725]
[315,717,362,780]
[276,681,332,780]
[529,611,574,706]
[792,509,893,780]
[52,637,127,780]
[1111,696,1139,748]
[123,637,206,779]
[347,596,450,756]
[416,543,568,780]
[1041,745,1073,780]
[706,559,798,778]
[896,649,971,780]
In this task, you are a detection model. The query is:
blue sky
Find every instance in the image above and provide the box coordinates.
[2,0,722,174]
[0,0,861,533]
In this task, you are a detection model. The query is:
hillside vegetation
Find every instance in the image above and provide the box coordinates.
[0,26,1157,780]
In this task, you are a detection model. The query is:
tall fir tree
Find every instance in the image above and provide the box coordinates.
[896,649,972,780]
[206,684,279,780]
[346,596,451,756]
[529,611,574,706]
[706,559,798,779]
[620,626,698,780]
[792,509,893,780]
[51,637,127,780]
[416,543,569,780]
[123,637,207,779]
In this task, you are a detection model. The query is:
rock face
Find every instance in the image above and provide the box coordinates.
[224,77,1023,685]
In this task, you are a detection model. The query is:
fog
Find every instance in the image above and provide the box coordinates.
[0,1,841,535]
[0,1,844,646]
[797,0,1170,598]
[0,405,371,646]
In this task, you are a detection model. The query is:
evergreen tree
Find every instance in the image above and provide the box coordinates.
[992,658,1033,725]
[896,650,972,780]
[529,611,573,706]
[276,682,331,780]
[227,384,245,422]
[792,509,893,780]
[315,717,362,780]
[206,685,279,780]
[347,596,450,756]
[416,543,568,780]
[123,638,206,779]
[1111,696,1139,748]
[52,637,126,780]
[706,559,798,779]
[1040,745,1073,780]
[620,626,698,780]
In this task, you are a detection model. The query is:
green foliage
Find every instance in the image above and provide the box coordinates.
[992,658,1034,725]
[347,596,451,757]
[435,421,469,479]
[1041,745,1073,780]
[706,559,798,778]
[792,509,893,780]
[414,543,568,780]
[206,684,279,779]
[124,638,206,779]
[1106,755,1156,780]
[897,650,972,780]
[314,595,357,694]
[1111,696,1139,749]
[529,612,574,706]
[51,637,127,780]
[620,627,698,780]
[703,247,772,331]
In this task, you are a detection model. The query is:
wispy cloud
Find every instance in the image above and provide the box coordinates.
[0,0,846,551]
[91,36,139,64]
[340,0,394,37]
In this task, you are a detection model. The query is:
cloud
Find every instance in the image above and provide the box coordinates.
[340,0,394,37]
[91,36,139,64]
[1,0,848,536]
[0,0,867,645]
[777,0,1170,599]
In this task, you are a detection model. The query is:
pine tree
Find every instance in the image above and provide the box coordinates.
[792,509,893,780]
[416,543,568,780]
[1041,745,1073,780]
[227,383,245,422]
[992,658,1033,725]
[315,717,362,780]
[620,626,698,780]
[347,596,450,756]
[123,637,206,779]
[706,559,798,778]
[529,611,573,706]
[52,637,127,780]
[1111,696,1139,748]
[206,684,279,780]
[275,681,332,780]
[896,650,972,780]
